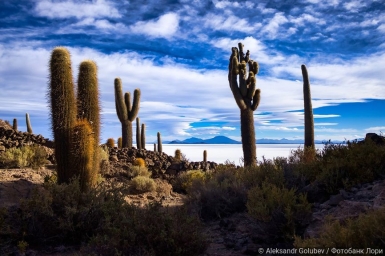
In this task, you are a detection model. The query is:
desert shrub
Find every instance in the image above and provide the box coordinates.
[131,176,156,192]
[84,202,208,256]
[186,168,248,220]
[133,157,146,167]
[172,170,207,194]
[99,145,110,174]
[247,182,311,238]
[0,145,47,169]
[130,166,151,178]
[294,208,385,250]
[286,140,385,195]
[2,179,207,255]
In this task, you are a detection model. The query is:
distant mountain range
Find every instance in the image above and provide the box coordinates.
[165,136,350,144]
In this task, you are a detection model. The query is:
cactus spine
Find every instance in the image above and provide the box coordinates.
[203,150,207,162]
[301,64,315,149]
[13,118,17,131]
[77,60,101,176]
[26,113,33,133]
[118,137,122,149]
[136,117,142,149]
[141,123,146,150]
[228,43,261,167]
[114,78,141,148]
[49,47,77,184]
[157,132,162,153]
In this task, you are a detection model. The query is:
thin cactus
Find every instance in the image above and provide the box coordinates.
[157,132,162,153]
[13,118,17,131]
[48,47,77,184]
[26,113,33,134]
[203,150,207,162]
[228,43,261,167]
[114,78,141,148]
[136,117,141,149]
[141,123,146,150]
[118,137,122,149]
[77,60,101,176]
[301,64,315,149]
[154,143,157,152]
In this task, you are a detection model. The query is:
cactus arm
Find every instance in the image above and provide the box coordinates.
[251,89,261,111]
[128,89,141,121]
[114,78,128,122]
[229,54,247,110]
[136,117,141,149]
[246,72,256,100]
[125,92,132,114]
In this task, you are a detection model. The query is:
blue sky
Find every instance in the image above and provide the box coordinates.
[0,0,384,143]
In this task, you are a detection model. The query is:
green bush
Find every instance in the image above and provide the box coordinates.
[130,165,151,178]
[131,176,156,192]
[1,179,207,255]
[247,182,311,238]
[186,168,248,220]
[0,145,47,169]
[172,170,206,193]
[294,208,385,250]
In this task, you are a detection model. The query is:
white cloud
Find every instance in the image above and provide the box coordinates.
[130,13,179,39]
[212,0,254,9]
[364,126,385,134]
[203,14,261,33]
[262,12,288,39]
[34,0,121,19]
[343,0,365,12]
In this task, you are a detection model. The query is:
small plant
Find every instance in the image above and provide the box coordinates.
[133,157,146,167]
[174,149,182,161]
[106,138,115,148]
[172,170,206,193]
[130,176,156,192]
[17,240,29,254]
[0,145,47,169]
[99,146,110,174]
[130,166,151,178]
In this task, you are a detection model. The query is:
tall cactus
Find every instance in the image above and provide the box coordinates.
[203,150,207,162]
[141,123,146,150]
[71,119,96,191]
[154,143,157,152]
[49,47,77,184]
[157,132,162,153]
[228,43,261,167]
[77,60,101,176]
[136,117,142,149]
[118,137,122,149]
[13,118,17,131]
[114,78,141,148]
[26,113,33,133]
[301,64,315,149]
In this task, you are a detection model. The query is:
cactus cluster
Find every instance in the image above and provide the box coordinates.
[228,43,261,167]
[48,47,100,191]
[114,78,141,149]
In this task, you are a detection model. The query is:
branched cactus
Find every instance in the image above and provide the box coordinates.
[157,132,162,153]
[13,118,17,131]
[118,137,122,149]
[49,47,77,184]
[302,64,315,149]
[203,150,207,162]
[136,117,141,149]
[228,43,261,167]
[114,78,141,148]
[26,113,33,133]
[141,123,146,150]
[77,60,101,176]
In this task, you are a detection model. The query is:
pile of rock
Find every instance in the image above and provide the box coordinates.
[0,126,54,152]
[108,146,218,177]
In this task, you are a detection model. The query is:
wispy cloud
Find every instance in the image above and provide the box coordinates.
[33,0,121,19]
